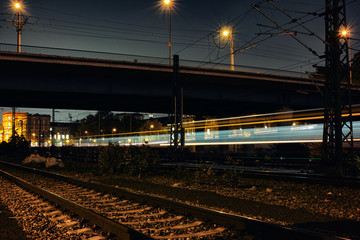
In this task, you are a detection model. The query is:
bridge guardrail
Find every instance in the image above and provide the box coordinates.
[0,42,312,79]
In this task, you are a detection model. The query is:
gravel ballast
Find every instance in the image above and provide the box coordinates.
[83,173,360,239]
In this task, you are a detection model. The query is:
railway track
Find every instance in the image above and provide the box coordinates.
[0,161,349,239]
[161,162,360,188]
[0,173,110,239]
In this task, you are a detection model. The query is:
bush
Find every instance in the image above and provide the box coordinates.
[0,135,30,160]
[98,143,159,177]
[345,155,360,176]
[220,169,241,187]
[193,163,216,185]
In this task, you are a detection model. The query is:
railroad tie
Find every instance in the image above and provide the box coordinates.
[140,220,203,233]
[131,215,184,226]
[40,206,55,212]
[154,227,227,239]
[43,210,62,217]
[67,227,94,235]
[107,206,152,215]
[57,220,80,228]
[115,210,167,220]
[50,215,70,222]
[87,236,106,240]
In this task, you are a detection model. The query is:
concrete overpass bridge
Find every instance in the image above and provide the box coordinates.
[0,50,358,116]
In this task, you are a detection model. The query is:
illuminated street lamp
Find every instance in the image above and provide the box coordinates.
[163,0,172,65]
[112,128,116,139]
[14,2,22,53]
[341,28,352,84]
[222,27,234,71]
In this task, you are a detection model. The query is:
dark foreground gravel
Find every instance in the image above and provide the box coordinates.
[77,173,360,239]
[0,203,29,240]
[2,160,359,239]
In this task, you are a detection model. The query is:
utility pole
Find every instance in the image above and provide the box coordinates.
[16,4,21,53]
[51,109,55,147]
[12,2,28,53]
[98,111,101,136]
[252,1,353,173]
[322,0,353,173]
[38,116,42,147]
[168,4,172,65]
[11,107,16,138]
[170,55,184,160]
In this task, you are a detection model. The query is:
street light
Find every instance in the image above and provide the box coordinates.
[14,2,22,53]
[222,27,234,71]
[163,0,172,65]
[341,28,352,84]
[112,128,116,139]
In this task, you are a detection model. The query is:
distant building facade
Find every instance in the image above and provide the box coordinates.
[1,112,51,146]
[51,122,74,146]
[0,123,3,142]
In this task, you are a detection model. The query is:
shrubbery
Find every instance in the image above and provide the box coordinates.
[0,135,30,160]
[98,143,159,177]
[344,155,360,176]
[193,163,215,185]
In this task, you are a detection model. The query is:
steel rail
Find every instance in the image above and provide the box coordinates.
[160,163,360,188]
[0,161,349,240]
[0,167,153,240]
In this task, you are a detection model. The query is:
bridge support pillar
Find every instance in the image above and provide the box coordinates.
[170,55,184,161]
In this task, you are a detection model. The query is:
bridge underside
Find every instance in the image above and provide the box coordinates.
[0,52,350,116]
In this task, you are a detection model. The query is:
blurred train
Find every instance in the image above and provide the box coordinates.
[71,106,360,148]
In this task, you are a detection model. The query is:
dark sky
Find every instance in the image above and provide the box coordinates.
[1,0,359,72]
[1,0,360,120]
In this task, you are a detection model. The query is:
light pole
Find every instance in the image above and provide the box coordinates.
[222,27,234,71]
[14,2,22,53]
[112,128,116,140]
[164,0,172,65]
[342,29,352,84]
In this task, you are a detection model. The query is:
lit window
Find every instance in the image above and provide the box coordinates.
[62,135,65,139]
[66,135,69,139]
[207,129,211,135]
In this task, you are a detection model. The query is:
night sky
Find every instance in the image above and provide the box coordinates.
[1,0,360,120]
[0,0,358,70]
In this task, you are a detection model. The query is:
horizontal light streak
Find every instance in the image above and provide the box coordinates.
[182,112,360,131]
[160,139,323,146]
